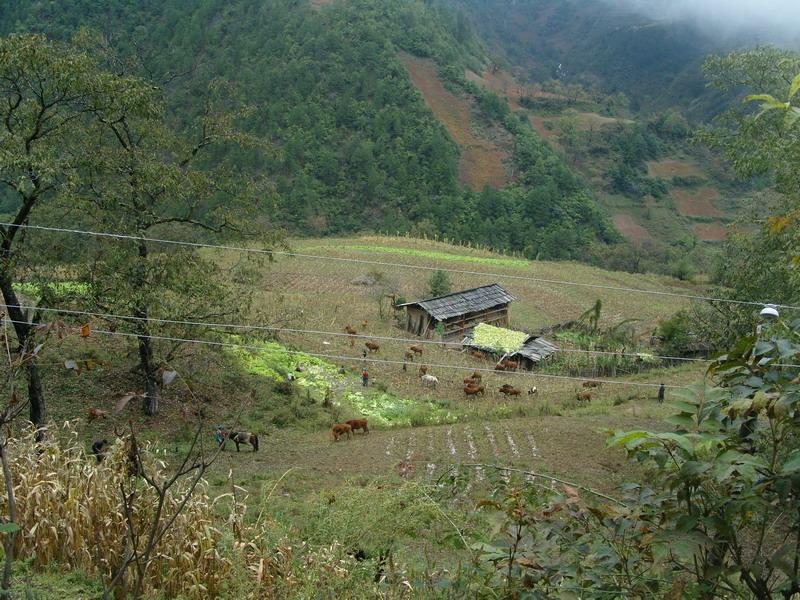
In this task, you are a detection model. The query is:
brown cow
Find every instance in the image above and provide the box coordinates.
[464,384,485,397]
[346,419,369,435]
[499,387,521,397]
[494,364,506,371]
[583,380,602,388]
[502,359,519,371]
[344,325,357,335]
[470,371,482,381]
[404,351,415,362]
[576,391,592,402]
[332,423,353,441]
[410,345,423,355]
[365,342,380,353]
[419,364,428,376]
[86,408,108,422]
[464,377,479,385]
[470,350,485,360]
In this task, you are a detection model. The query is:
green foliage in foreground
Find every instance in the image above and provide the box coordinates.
[473,320,800,598]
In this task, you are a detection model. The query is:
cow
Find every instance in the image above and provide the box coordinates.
[365,342,380,353]
[464,384,485,397]
[576,391,592,402]
[410,345,423,355]
[421,374,439,389]
[332,423,353,441]
[346,419,369,435]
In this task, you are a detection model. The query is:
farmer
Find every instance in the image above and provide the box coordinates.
[362,368,369,387]
[657,383,665,403]
[214,426,226,447]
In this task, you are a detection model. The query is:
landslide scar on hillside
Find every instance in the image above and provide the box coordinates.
[399,53,509,191]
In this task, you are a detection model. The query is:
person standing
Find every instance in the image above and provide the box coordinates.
[657,383,665,403]
[362,368,369,387]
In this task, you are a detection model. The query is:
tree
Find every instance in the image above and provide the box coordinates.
[0,33,157,432]
[691,48,800,349]
[68,43,272,416]
[427,269,452,298]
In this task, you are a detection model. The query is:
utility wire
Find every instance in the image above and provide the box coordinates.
[4,221,799,310]
[4,317,684,389]
[6,303,799,369]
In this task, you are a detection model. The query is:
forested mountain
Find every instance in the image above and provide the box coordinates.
[452,0,799,119]
[0,0,616,260]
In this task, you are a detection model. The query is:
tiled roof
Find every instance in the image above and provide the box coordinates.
[397,284,515,320]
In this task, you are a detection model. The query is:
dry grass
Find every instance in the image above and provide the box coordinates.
[399,55,509,190]
[3,424,234,598]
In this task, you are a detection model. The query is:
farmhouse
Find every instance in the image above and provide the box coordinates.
[462,323,558,370]
[396,283,515,341]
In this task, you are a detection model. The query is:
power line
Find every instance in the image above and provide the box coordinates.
[4,317,683,389]
[7,303,800,369]
[4,221,799,310]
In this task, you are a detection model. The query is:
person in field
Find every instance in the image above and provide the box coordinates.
[362,369,369,386]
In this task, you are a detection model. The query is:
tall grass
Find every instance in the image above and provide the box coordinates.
[0,424,386,599]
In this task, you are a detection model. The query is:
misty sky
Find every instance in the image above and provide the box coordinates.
[607,0,800,41]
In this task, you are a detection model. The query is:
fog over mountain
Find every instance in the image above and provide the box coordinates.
[605,0,800,44]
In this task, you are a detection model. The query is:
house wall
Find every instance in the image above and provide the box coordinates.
[404,303,511,340]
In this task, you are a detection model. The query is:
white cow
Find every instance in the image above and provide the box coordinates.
[421,374,439,389]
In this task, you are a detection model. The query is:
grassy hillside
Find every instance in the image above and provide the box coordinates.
[9,234,714,597]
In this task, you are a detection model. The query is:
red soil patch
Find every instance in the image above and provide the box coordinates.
[647,159,702,178]
[671,188,724,218]
[402,55,509,190]
[612,214,653,241]
[693,223,727,242]
[466,68,565,111]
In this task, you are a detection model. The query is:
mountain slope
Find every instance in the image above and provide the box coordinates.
[1,0,616,259]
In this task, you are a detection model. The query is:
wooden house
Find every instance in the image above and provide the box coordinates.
[396,284,515,341]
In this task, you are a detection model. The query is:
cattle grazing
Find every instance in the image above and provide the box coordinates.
[91,439,109,463]
[86,407,108,422]
[528,387,538,396]
[419,364,428,376]
[500,383,514,390]
[499,386,521,397]
[365,341,380,353]
[470,350,485,360]
[470,372,482,381]
[494,364,506,371]
[583,380,602,389]
[346,419,369,435]
[501,359,519,371]
[421,374,439,389]
[410,345,423,355]
[227,431,259,452]
[404,351,415,362]
[464,377,479,385]
[344,325,357,335]
[332,423,353,441]
[576,391,592,402]
[464,384,485,397]
[362,320,368,329]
